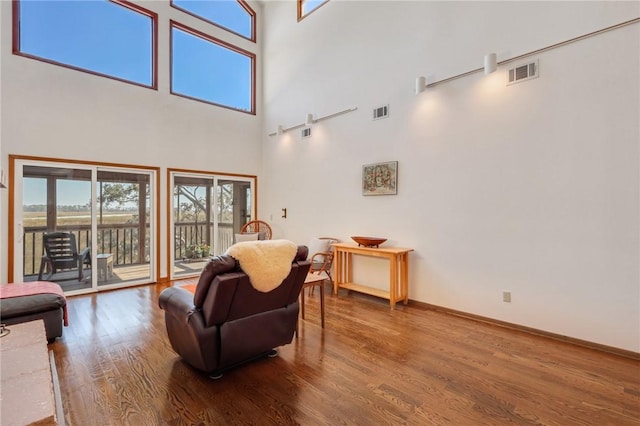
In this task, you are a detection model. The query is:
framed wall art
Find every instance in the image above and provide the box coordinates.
[362,161,398,195]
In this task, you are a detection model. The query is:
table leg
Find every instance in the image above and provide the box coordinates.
[401,253,409,304]
[97,259,104,282]
[389,254,397,308]
[333,250,341,295]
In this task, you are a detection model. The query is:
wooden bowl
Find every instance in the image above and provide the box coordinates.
[351,236,387,248]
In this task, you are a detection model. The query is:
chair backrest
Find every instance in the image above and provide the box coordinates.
[194,246,310,327]
[240,220,272,240]
[308,237,339,280]
[308,237,339,260]
[43,232,79,263]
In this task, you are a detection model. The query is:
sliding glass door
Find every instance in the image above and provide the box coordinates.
[12,158,157,295]
[170,170,254,279]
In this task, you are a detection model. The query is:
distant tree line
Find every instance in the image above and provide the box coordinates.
[23,204,137,212]
[23,204,91,212]
[23,183,143,213]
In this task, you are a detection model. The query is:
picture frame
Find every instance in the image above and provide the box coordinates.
[362,161,398,196]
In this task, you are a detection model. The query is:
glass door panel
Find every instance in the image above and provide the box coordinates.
[173,175,214,278]
[214,179,252,256]
[96,169,153,288]
[22,165,94,293]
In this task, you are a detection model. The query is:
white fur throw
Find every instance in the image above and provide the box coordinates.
[226,239,298,292]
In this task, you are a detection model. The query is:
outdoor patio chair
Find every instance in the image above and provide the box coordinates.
[38,232,91,282]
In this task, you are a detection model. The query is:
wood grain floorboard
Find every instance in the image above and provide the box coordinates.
[47,281,640,425]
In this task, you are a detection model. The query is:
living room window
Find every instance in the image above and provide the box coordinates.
[171,21,255,114]
[13,0,157,89]
[171,0,256,42]
[298,0,329,21]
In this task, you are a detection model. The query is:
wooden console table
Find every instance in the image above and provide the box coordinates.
[333,243,413,308]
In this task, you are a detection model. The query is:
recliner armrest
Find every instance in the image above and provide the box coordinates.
[159,287,197,320]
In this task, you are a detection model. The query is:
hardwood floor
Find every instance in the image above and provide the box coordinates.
[49,281,640,425]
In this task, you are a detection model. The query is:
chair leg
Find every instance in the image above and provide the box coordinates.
[309,272,331,296]
[38,258,52,281]
[38,259,45,281]
[320,281,325,328]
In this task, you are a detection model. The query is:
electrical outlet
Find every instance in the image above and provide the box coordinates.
[503,291,511,303]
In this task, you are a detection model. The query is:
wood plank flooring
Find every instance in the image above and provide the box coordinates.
[49,281,640,425]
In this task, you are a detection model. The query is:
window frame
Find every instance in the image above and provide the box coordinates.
[297,0,329,22]
[12,0,158,90]
[169,20,256,115]
[170,0,256,43]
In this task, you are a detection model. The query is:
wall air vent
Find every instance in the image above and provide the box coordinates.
[507,60,539,85]
[301,127,312,138]
[373,104,389,120]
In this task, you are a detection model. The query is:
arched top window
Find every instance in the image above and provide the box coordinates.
[13,0,157,89]
[171,0,256,42]
[298,0,329,21]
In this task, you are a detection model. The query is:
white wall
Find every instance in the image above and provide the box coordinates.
[0,1,263,280]
[0,1,3,281]
[261,1,640,352]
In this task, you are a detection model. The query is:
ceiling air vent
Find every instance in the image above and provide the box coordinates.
[507,60,539,86]
[373,104,389,120]
[301,127,312,138]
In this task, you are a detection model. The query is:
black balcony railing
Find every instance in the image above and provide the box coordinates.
[174,222,234,259]
[23,224,150,277]
[23,222,235,276]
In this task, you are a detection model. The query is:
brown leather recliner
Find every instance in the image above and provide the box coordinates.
[159,245,310,377]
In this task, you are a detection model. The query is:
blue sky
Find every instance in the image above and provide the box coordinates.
[24,178,91,206]
[20,0,153,84]
[173,0,250,37]
[19,0,252,110]
[304,0,326,15]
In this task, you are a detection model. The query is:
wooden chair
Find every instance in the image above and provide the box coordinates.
[300,273,327,329]
[240,220,272,240]
[38,232,91,281]
[307,237,339,295]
